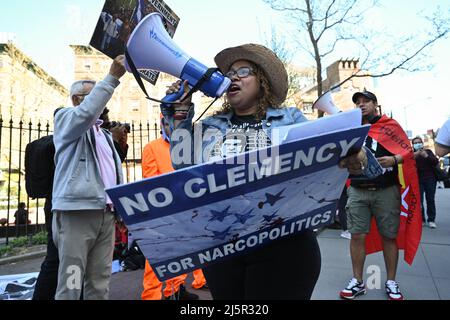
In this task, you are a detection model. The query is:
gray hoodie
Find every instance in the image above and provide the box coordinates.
[52,75,124,211]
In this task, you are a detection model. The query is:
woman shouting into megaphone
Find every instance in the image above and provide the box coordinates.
[161,44,377,300]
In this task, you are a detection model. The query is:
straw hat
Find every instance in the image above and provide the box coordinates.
[214,43,288,106]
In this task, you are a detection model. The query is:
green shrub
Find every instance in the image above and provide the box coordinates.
[9,236,30,247]
[30,231,48,245]
[0,231,47,252]
[0,245,13,257]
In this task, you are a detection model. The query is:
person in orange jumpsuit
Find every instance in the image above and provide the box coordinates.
[141,114,206,300]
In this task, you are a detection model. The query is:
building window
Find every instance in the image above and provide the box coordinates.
[130,100,139,113]
[302,102,313,114]
[84,60,91,70]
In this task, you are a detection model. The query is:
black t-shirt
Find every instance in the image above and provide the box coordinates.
[14,209,28,225]
[209,114,272,159]
[415,149,439,181]
[351,116,399,189]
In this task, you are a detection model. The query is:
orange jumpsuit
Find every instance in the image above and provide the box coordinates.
[141,137,206,300]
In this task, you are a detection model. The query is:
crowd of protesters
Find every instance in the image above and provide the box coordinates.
[18,39,449,301]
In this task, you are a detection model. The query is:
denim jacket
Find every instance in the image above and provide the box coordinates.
[162,105,381,178]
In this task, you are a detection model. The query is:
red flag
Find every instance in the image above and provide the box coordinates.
[363,116,422,265]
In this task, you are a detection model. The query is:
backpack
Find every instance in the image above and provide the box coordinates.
[25,135,55,199]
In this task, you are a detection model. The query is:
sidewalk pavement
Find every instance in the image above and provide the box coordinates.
[1,188,449,300]
[313,188,450,300]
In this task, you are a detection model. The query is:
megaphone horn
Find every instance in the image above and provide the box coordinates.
[125,13,231,102]
[312,91,340,115]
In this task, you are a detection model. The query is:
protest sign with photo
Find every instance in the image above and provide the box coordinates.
[90,0,180,84]
[106,112,371,281]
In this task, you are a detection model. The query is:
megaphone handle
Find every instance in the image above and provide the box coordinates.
[161,86,185,108]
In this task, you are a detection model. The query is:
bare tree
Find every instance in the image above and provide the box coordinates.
[264,0,450,116]
[262,26,316,105]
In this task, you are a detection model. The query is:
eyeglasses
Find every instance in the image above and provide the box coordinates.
[225,67,254,79]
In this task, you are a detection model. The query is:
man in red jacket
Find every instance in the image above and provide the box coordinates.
[340,91,421,301]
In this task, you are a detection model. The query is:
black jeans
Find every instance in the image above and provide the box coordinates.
[202,230,321,300]
[32,198,59,300]
[420,178,437,223]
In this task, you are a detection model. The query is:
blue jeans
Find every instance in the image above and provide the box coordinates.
[420,179,437,223]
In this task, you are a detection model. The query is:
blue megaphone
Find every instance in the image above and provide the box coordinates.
[125,13,231,106]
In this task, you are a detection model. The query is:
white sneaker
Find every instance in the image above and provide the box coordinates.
[341,230,352,240]
[385,280,404,300]
[428,222,437,229]
[340,278,366,299]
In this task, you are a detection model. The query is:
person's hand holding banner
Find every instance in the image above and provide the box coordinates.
[377,156,397,168]
[339,148,368,175]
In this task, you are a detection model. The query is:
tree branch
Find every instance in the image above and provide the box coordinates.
[263,0,307,13]
[317,0,358,41]
[329,26,449,92]
[320,35,354,58]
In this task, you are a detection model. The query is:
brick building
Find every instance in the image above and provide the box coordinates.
[297,59,375,120]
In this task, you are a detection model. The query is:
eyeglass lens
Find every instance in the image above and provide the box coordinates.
[226,67,252,78]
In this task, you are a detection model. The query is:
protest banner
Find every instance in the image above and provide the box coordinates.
[90,0,180,84]
[107,112,371,281]
[0,273,38,300]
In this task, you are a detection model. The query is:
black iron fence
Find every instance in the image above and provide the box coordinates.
[0,116,160,244]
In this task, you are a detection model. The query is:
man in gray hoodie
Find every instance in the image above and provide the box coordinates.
[52,55,126,300]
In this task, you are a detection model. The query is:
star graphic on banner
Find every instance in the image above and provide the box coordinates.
[208,206,233,222]
[206,226,233,240]
[305,191,337,204]
[233,209,255,225]
[258,189,286,209]
[268,217,285,227]
[261,210,280,223]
